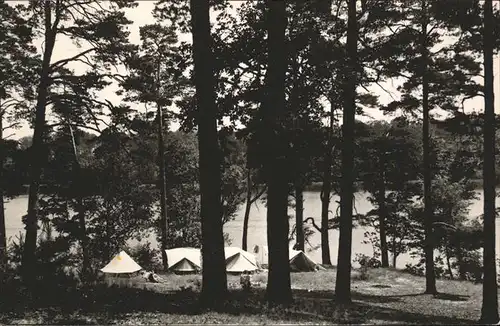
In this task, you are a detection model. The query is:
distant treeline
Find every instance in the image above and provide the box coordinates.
[13,179,488,196]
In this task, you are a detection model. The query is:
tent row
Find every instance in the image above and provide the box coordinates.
[99,247,321,275]
[165,247,259,274]
[165,246,321,274]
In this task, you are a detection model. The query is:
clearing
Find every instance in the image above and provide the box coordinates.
[0,267,496,324]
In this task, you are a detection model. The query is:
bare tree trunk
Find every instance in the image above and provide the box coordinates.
[456,243,467,281]
[420,0,437,295]
[335,0,357,304]
[378,185,389,267]
[68,124,90,280]
[157,100,169,270]
[242,168,252,251]
[445,246,453,280]
[480,0,499,323]
[0,111,6,274]
[320,99,334,266]
[22,1,57,286]
[295,183,304,252]
[391,236,401,268]
[264,0,292,305]
[190,0,227,307]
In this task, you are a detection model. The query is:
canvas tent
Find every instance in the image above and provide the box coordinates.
[224,247,259,273]
[253,245,320,272]
[165,248,202,273]
[101,250,142,275]
[289,249,319,272]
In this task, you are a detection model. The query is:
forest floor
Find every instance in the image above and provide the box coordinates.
[0,267,494,325]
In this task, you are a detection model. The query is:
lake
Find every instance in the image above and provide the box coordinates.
[4,190,500,268]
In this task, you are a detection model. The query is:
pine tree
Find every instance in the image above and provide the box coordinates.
[263,0,292,305]
[335,0,357,304]
[189,0,228,307]
[21,0,137,286]
[0,0,37,274]
[480,0,499,323]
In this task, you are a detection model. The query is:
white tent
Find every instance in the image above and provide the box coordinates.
[289,249,320,272]
[253,245,320,272]
[165,248,202,273]
[224,247,259,273]
[101,251,142,274]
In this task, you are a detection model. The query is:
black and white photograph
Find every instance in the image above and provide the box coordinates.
[0,0,499,324]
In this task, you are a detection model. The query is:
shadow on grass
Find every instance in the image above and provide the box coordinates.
[371,284,392,289]
[433,293,470,302]
[0,284,476,325]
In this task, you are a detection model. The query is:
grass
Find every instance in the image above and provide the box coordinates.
[0,267,496,325]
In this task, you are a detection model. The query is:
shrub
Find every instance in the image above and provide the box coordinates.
[355,253,382,268]
[127,242,162,272]
[353,265,370,281]
[240,273,251,291]
[404,262,424,277]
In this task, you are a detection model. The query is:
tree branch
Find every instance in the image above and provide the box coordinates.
[2,121,22,131]
[250,185,266,203]
[50,48,97,71]
[304,217,322,232]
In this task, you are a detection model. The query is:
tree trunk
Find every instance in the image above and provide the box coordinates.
[420,0,437,295]
[392,253,398,268]
[456,243,467,281]
[0,111,6,274]
[242,168,252,251]
[378,186,389,268]
[320,99,334,266]
[445,246,453,280]
[190,0,227,307]
[157,100,168,271]
[335,0,357,304]
[68,124,90,281]
[295,183,304,252]
[480,0,499,323]
[264,0,292,305]
[22,1,57,286]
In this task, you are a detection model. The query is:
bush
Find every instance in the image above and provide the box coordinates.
[355,253,382,269]
[353,265,371,281]
[127,242,162,272]
[2,234,82,308]
[456,251,483,283]
[404,262,424,277]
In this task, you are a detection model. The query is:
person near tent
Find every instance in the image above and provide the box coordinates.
[141,270,163,283]
[240,270,251,290]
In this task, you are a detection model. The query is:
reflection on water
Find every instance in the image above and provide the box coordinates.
[4,191,500,268]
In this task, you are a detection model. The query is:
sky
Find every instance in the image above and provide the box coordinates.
[8,0,500,140]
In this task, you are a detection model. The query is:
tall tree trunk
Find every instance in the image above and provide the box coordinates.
[0,111,6,275]
[68,124,90,280]
[22,1,57,286]
[456,243,467,281]
[392,238,398,268]
[320,99,334,266]
[377,155,389,267]
[242,168,252,251]
[335,0,357,304]
[421,0,437,295]
[264,0,292,305]
[189,0,227,307]
[157,100,168,270]
[480,0,499,323]
[378,187,389,268]
[445,246,453,280]
[295,183,304,252]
